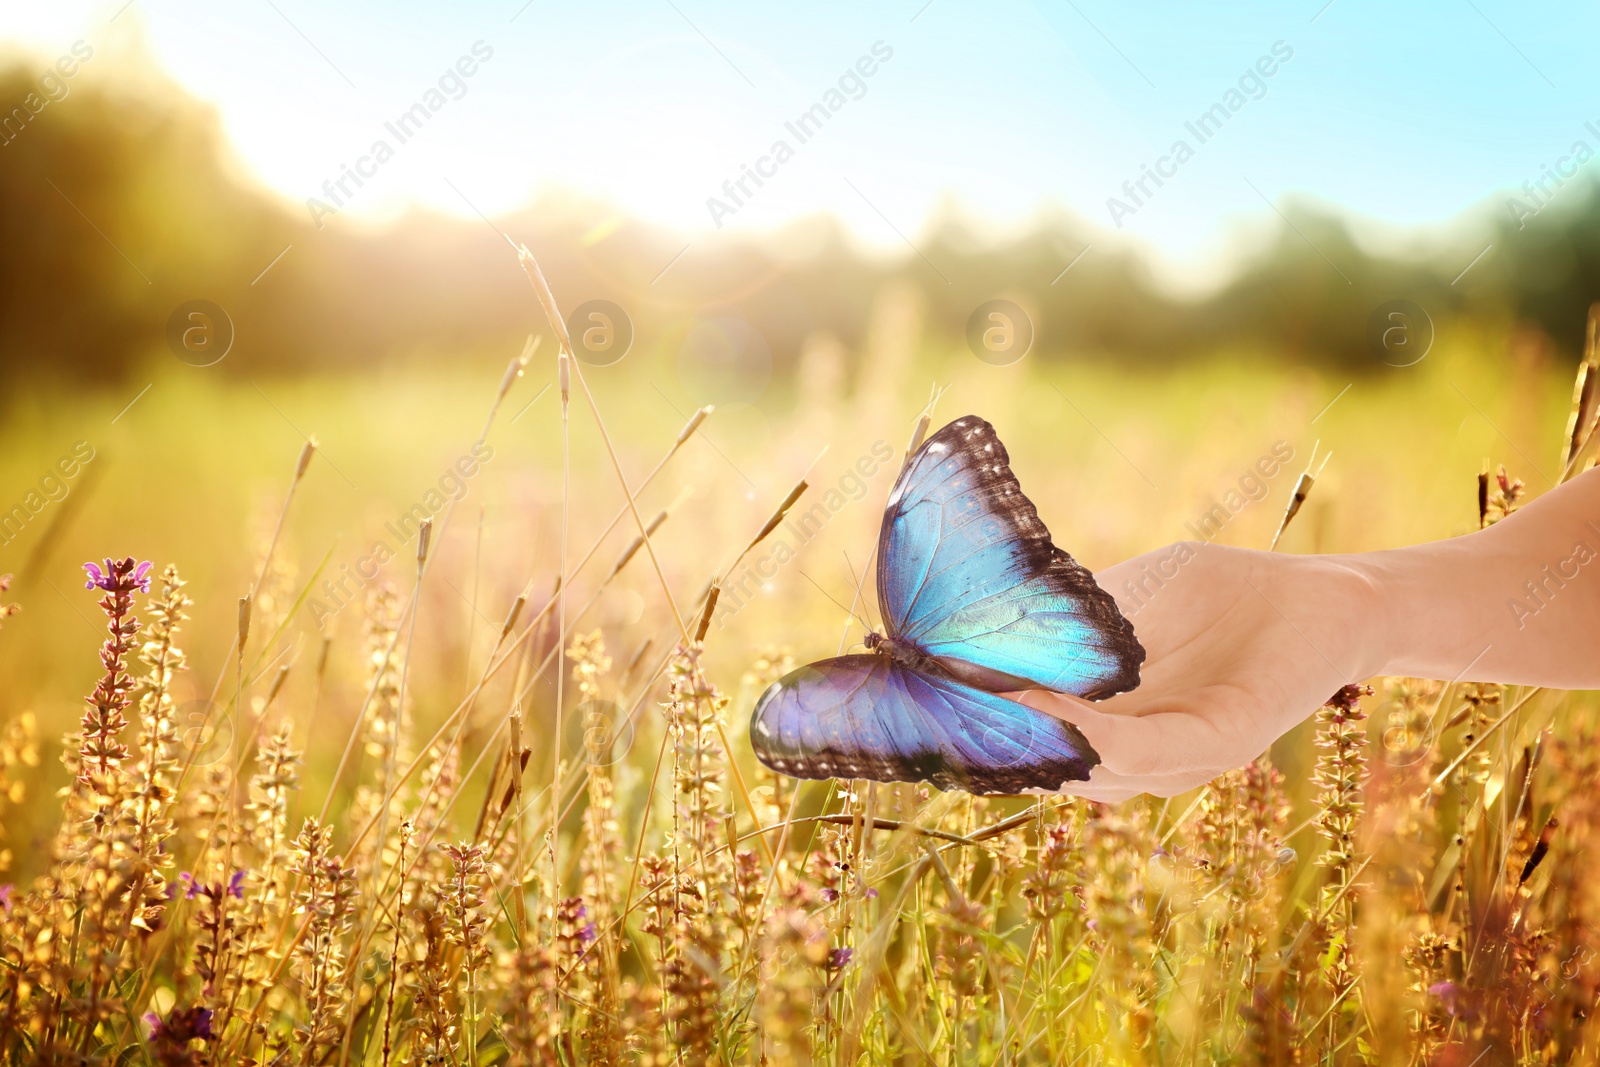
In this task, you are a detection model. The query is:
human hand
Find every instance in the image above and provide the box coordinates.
[1009,466,1600,802]
[1014,541,1378,802]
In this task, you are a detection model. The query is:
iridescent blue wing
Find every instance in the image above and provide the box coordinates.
[749,655,1098,795]
[876,415,1143,699]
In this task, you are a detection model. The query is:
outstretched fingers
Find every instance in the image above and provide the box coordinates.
[1017,687,1262,797]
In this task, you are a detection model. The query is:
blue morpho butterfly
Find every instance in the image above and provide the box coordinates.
[749,415,1145,795]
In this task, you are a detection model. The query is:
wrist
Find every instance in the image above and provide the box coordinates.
[1301,551,1390,682]
[1342,535,1498,683]
[1358,471,1600,688]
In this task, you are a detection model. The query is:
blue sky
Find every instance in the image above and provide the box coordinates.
[8,0,1598,284]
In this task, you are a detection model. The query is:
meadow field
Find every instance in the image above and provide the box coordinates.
[0,285,1594,1064]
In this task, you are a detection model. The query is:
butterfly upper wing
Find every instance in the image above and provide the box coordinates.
[749,655,1098,795]
[876,415,1143,699]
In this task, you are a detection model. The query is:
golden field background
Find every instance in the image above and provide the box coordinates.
[0,293,1581,864]
[6,28,1600,1067]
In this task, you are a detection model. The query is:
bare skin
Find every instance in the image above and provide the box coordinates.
[1020,467,1600,802]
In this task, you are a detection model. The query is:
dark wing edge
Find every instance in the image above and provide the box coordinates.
[875,414,1145,700]
[1033,543,1144,700]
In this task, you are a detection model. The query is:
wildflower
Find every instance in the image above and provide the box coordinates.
[828,946,853,970]
[121,565,190,933]
[1315,683,1371,1017]
[1482,464,1525,526]
[0,883,10,914]
[1325,682,1370,718]
[78,556,154,785]
[1023,823,1075,925]
[178,870,248,901]
[144,1005,217,1067]
[84,557,153,594]
[1428,980,1474,1019]
[144,1005,215,1041]
[442,841,491,1066]
[554,896,598,959]
[289,818,358,1061]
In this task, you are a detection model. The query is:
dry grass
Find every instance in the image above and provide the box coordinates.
[0,287,1598,1064]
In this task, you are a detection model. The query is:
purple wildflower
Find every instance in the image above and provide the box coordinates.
[1428,980,1473,1019]
[145,1005,214,1043]
[84,557,153,594]
[1324,683,1373,717]
[0,884,12,914]
[78,557,152,783]
[864,887,879,899]
[820,887,839,904]
[178,870,248,902]
[579,921,598,945]
[828,947,853,970]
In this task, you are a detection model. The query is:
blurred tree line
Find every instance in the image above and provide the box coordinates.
[3,56,1599,385]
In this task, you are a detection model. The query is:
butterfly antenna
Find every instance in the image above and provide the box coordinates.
[840,550,881,633]
[799,569,875,636]
[833,407,935,656]
[837,544,879,654]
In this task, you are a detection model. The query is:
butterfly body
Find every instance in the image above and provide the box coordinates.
[750,415,1144,795]
[863,631,937,672]
[863,630,1039,695]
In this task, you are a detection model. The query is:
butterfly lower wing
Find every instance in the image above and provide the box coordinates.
[876,415,1143,699]
[749,655,1099,795]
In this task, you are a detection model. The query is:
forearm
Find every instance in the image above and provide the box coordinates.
[1350,467,1600,688]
